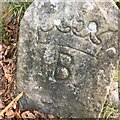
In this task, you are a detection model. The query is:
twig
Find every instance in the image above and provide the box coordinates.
[1,7,15,20]
[0,91,24,117]
[17,6,23,23]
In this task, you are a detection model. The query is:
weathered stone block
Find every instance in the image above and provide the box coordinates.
[17,0,119,118]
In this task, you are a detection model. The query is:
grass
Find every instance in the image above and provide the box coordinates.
[8,2,32,19]
[0,2,32,45]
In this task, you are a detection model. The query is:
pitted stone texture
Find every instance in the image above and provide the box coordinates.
[17,0,119,118]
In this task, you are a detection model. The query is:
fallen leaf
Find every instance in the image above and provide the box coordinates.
[0,99,4,109]
[47,114,55,119]
[5,109,15,118]
[0,92,24,117]
[14,111,21,119]
[21,111,35,119]
[33,110,49,119]
[4,46,11,56]
[0,115,3,119]
[0,90,5,96]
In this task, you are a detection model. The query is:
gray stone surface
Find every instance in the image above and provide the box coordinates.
[17,0,119,118]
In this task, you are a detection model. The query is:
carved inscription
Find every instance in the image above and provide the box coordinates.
[40,18,103,45]
[90,33,101,45]
[54,53,72,80]
[56,19,71,33]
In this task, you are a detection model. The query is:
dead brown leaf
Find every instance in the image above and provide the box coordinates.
[33,110,51,119]
[21,111,36,119]
[0,99,4,109]
[5,109,15,118]
[14,110,21,119]
[4,46,11,56]
[0,90,5,96]
[47,114,55,119]
[0,92,24,117]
